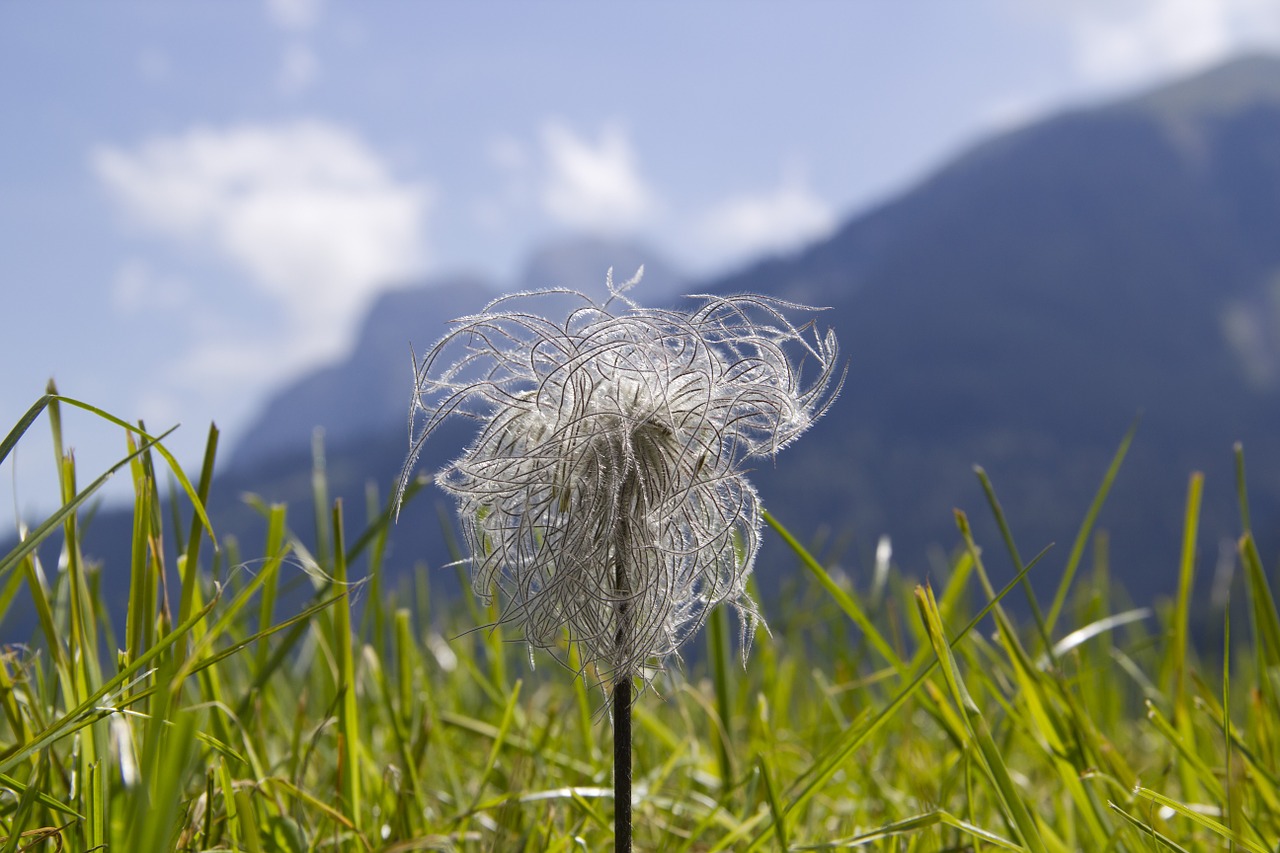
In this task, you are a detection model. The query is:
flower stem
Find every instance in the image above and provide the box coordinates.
[614,497,634,853]
[614,675,632,853]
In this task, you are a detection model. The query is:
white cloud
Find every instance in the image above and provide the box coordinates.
[694,171,835,265]
[266,0,322,94]
[539,121,656,231]
[111,259,192,315]
[266,0,321,31]
[169,337,317,402]
[277,43,320,94]
[1058,0,1280,86]
[92,120,430,348]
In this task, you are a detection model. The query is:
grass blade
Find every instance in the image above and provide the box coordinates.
[1045,420,1137,634]
[916,582,1048,853]
[764,510,902,671]
[0,427,176,583]
[0,395,49,469]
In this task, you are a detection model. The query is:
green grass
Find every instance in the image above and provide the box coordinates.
[2,393,1279,850]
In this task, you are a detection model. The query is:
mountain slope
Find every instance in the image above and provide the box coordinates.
[713,53,1280,588]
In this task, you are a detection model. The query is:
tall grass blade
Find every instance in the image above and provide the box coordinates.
[1240,533,1280,697]
[0,427,175,583]
[1045,421,1137,634]
[793,809,1022,850]
[1233,441,1251,533]
[744,545,1050,851]
[973,465,1053,658]
[0,396,49,469]
[707,603,735,789]
[763,510,902,671]
[175,423,218,657]
[331,499,363,831]
[756,755,788,851]
[1107,801,1193,853]
[1133,787,1271,852]
[1168,472,1204,803]
[49,392,216,540]
[0,592,220,776]
[916,582,1049,853]
[1166,471,1203,695]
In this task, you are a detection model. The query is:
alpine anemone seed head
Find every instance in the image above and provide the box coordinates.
[395,269,841,686]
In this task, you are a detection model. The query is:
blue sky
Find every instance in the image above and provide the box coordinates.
[4,0,1280,520]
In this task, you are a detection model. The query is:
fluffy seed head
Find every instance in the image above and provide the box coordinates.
[396,270,840,685]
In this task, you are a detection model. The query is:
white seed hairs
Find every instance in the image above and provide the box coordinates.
[396,269,841,686]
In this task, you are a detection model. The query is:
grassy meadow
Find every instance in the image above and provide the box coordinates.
[2,392,1279,851]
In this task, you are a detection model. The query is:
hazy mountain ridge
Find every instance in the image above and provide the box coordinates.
[713,53,1280,588]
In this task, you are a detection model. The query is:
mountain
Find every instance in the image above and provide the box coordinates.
[8,56,1280,640]
[713,53,1280,590]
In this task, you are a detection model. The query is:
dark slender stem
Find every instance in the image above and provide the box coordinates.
[614,676,632,853]
[614,480,635,853]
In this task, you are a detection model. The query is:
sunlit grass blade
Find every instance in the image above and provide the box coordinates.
[464,679,523,817]
[193,590,349,691]
[438,708,594,777]
[954,507,1119,846]
[48,392,217,542]
[234,786,265,853]
[916,582,1049,853]
[1222,579,1238,844]
[1045,420,1137,635]
[707,603,735,789]
[1239,534,1280,703]
[973,465,1053,657]
[1167,471,1205,804]
[345,471,428,567]
[0,590,220,776]
[1166,472,1203,701]
[0,768,82,819]
[0,755,58,853]
[331,499,363,831]
[1107,801,1193,853]
[133,704,201,853]
[755,754,788,851]
[1233,441,1251,533]
[792,809,1023,850]
[0,426,176,584]
[0,395,49,469]
[247,498,288,670]
[175,423,219,633]
[1043,607,1151,663]
[1133,786,1271,852]
[124,430,162,663]
[1143,699,1224,801]
[744,543,1051,851]
[764,510,903,671]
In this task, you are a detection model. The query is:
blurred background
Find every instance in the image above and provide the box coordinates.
[4,1,1280,617]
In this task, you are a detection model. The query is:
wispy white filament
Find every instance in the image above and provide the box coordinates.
[396,270,840,684]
